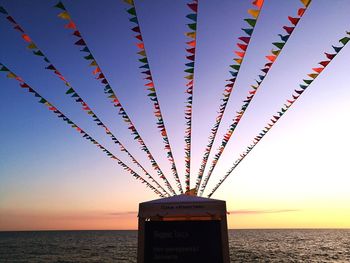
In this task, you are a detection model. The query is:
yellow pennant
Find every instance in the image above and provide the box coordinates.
[185,74,193,80]
[137,50,146,56]
[300,0,311,7]
[124,0,134,5]
[7,72,17,79]
[58,11,71,20]
[89,61,97,67]
[271,49,280,56]
[185,32,196,39]
[308,73,318,79]
[27,42,37,49]
[248,9,260,18]
[234,58,242,64]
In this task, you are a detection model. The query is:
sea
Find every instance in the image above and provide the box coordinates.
[0,229,349,262]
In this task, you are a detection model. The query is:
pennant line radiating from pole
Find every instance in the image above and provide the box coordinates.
[0,63,165,198]
[123,0,183,194]
[199,0,312,196]
[194,0,265,194]
[0,5,170,197]
[207,30,349,197]
[183,0,199,192]
[54,1,176,195]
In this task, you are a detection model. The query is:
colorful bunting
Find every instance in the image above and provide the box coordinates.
[123,0,183,193]
[194,0,265,194]
[199,0,312,196]
[0,63,165,198]
[208,30,349,198]
[54,1,176,195]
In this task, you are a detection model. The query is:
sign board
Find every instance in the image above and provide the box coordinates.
[144,220,223,263]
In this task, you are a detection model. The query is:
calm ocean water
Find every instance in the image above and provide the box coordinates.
[0,229,349,262]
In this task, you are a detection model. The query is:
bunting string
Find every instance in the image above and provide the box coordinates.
[54,1,176,195]
[194,0,265,194]
[0,63,165,198]
[123,0,183,193]
[0,5,170,197]
[182,0,199,192]
[207,31,350,197]
[199,0,312,196]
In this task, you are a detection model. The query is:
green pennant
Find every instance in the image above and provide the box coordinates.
[244,18,256,27]
[139,57,148,63]
[65,88,74,94]
[39,98,47,104]
[303,79,313,85]
[54,1,66,10]
[273,42,285,49]
[230,64,240,71]
[127,7,136,16]
[33,50,44,56]
[71,93,79,98]
[185,68,194,73]
[0,66,10,72]
[339,37,350,45]
[148,92,156,97]
[0,6,8,14]
[187,23,197,30]
[84,54,94,60]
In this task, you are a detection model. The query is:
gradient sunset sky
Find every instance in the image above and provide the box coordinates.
[0,0,349,231]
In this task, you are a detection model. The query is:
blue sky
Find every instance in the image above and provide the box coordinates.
[0,0,349,230]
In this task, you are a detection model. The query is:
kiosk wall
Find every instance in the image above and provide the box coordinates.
[137,194,230,263]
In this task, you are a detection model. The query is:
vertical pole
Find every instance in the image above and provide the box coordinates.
[137,216,145,263]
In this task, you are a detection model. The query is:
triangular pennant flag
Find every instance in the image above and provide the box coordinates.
[248,9,260,18]
[127,7,136,16]
[244,18,256,27]
[187,23,197,30]
[252,0,264,9]
[187,3,198,12]
[54,1,66,10]
[0,6,8,14]
[319,60,330,67]
[298,8,306,17]
[239,36,250,44]
[273,42,285,49]
[27,42,37,49]
[300,0,311,7]
[75,39,86,46]
[283,26,294,34]
[242,28,253,36]
[339,37,350,45]
[288,16,300,26]
[186,13,197,21]
[58,11,70,20]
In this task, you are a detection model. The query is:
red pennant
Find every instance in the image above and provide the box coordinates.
[65,21,76,29]
[75,39,86,46]
[187,3,198,12]
[235,51,245,58]
[266,55,276,62]
[20,83,30,88]
[298,8,306,17]
[265,62,273,68]
[187,55,195,61]
[73,30,81,37]
[22,34,31,43]
[239,36,250,44]
[135,34,143,41]
[237,43,247,51]
[312,67,324,73]
[283,26,294,34]
[288,16,300,26]
[132,26,140,33]
[93,67,101,75]
[186,48,195,54]
[145,82,154,87]
[136,42,144,49]
[187,40,196,47]
[6,16,16,24]
[324,53,336,60]
[14,25,24,33]
[319,60,330,67]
